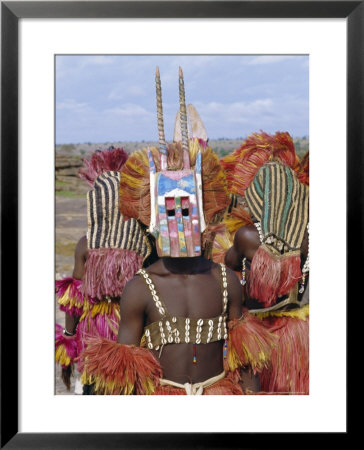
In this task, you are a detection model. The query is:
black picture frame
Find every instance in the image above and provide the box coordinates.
[1,1,357,448]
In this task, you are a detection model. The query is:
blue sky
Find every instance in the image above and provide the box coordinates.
[56,55,309,144]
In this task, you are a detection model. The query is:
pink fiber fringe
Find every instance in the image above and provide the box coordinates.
[277,255,302,297]
[78,147,128,187]
[55,323,79,368]
[248,246,281,307]
[55,277,83,301]
[55,277,84,315]
[82,248,144,299]
[259,315,309,394]
[76,311,119,354]
[248,246,302,307]
[196,137,208,149]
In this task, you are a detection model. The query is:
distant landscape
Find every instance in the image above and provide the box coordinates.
[55,137,309,197]
[55,136,308,197]
[56,137,308,159]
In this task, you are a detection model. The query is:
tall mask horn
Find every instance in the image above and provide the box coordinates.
[155,66,167,170]
[179,67,190,169]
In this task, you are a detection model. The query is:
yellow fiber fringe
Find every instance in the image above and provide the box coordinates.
[211,229,233,263]
[80,371,157,395]
[79,299,120,321]
[57,286,84,310]
[227,338,272,372]
[227,315,277,373]
[140,334,146,347]
[252,304,309,320]
[55,345,72,367]
[224,209,253,234]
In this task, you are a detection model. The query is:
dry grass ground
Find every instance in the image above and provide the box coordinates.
[55,195,87,394]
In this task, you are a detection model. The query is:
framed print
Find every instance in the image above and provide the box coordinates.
[1,0,359,447]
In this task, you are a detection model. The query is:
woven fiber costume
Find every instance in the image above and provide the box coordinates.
[55,147,151,391]
[219,131,310,394]
[79,68,276,395]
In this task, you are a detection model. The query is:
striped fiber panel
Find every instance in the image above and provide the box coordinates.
[87,171,149,256]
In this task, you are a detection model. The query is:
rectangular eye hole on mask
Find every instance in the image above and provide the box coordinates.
[181,197,190,216]
[165,197,176,216]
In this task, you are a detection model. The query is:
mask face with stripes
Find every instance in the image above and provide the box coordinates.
[148,149,205,258]
[245,161,309,255]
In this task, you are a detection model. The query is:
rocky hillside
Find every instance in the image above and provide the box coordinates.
[55,154,89,196]
[55,137,309,197]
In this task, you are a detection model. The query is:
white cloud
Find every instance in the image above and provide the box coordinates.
[166,55,219,71]
[196,98,274,122]
[56,55,308,142]
[79,56,115,68]
[247,55,302,65]
[108,84,146,100]
[104,104,152,118]
[56,55,115,80]
[56,99,89,110]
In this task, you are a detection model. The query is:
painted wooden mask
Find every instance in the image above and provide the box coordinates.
[148,67,206,257]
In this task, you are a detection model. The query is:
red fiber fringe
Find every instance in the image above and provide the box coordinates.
[79,338,163,395]
[221,131,300,196]
[248,246,302,307]
[204,370,244,395]
[259,315,309,394]
[82,248,144,299]
[154,386,187,395]
[78,147,129,187]
[278,254,302,297]
[227,310,277,373]
[296,151,309,186]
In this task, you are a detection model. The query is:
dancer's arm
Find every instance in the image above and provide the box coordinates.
[225,225,260,271]
[64,235,88,335]
[117,276,147,345]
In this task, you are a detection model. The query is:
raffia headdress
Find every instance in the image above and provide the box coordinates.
[221,131,309,306]
[78,148,150,299]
